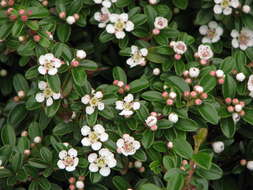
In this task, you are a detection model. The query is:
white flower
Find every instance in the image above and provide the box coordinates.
[242,5,251,13]
[199,21,223,43]
[247,161,253,170]
[76,50,86,59]
[106,13,134,39]
[126,46,148,68]
[234,104,242,112]
[81,90,105,115]
[38,53,62,75]
[76,181,84,189]
[248,75,253,91]
[231,28,253,50]
[94,7,111,28]
[236,73,246,82]
[196,44,214,60]
[213,0,240,15]
[189,67,200,78]
[115,94,140,117]
[212,141,224,153]
[169,92,177,99]
[153,68,160,75]
[81,124,108,151]
[33,136,42,144]
[35,81,61,107]
[168,113,178,123]
[88,148,117,176]
[116,134,141,156]
[145,115,157,127]
[93,0,117,8]
[154,17,168,30]
[170,41,187,55]
[216,69,225,78]
[66,16,76,25]
[57,148,79,172]
[232,112,240,123]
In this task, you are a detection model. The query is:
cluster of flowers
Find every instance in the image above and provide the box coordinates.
[209,69,226,84]
[113,80,130,94]
[126,46,148,68]
[68,176,85,190]
[225,98,245,123]
[183,85,208,106]
[162,91,177,106]
[71,50,87,67]
[4,7,32,22]
[59,11,80,25]
[183,67,200,84]
[194,45,214,65]
[152,17,168,35]
[213,0,251,15]
[169,41,187,60]
[145,112,160,131]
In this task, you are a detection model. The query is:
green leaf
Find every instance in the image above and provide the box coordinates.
[72,67,87,86]
[25,65,39,79]
[28,122,42,140]
[99,31,114,43]
[47,74,61,93]
[86,110,98,126]
[1,125,16,146]
[80,60,98,70]
[194,9,213,25]
[0,169,13,178]
[112,66,127,83]
[12,20,24,37]
[166,170,184,190]
[172,0,188,9]
[28,7,50,19]
[142,130,154,149]
[173,138,193,159]
[0,23,12,40]
[200,74,217,93]
[165,76,190,92]
[53,122,73,136]
[222,74,236,98]
[112,176,130,190]
[40,147,53,163]
[45,100,61,117]
[196,163,223,180]
[8,103,27,127]
[37,177,51,190]
[26,21,39,31]
[243,107,253,125]
[57,23,71,42]
[220,118,236,138]
[141,91,163,102]
[139,183,161,190]
[174,118,199,132]
[13,74,29,93]
[132,149,147,162]
[115,0,131,7]
[198,102,219,124]
[192,152,213,170]
[131,14,147,26]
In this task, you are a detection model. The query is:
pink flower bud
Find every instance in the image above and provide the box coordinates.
[59,11,66,19]
[71,60,79,67]
[68,177,76,184]
[73,13,80,20]
[162,91,168,98]
[113,80,119,86]
[8,0,14,6]
[218,78,224,84]
[69,184,76,190]
[19,9,25,15]
[185,78,192,84]
[194,52,199,58]
[183,70,189,77]
[117,81,124,87]
[195,99,202,105]
[239,101,245,107]
[184,91,190,97]
[167,141,173,149]
[152,28,160,35]
[209,71,216,76]
[21,15,28,22]
[151,112,157,116]
[0,0,7,7]
[200,93,208,99]
[125,84,130,91]
[225,97,232,104]
[232,98,239,105]
[166,99,174,105]
[174,54,181,60]
[150,125,158,131]
[190,91,197,98]
[118,88,125,94]
[200,59,207,65]
[227,106,234,113]
[239,110,245,116]
[33,35,41,42]
[240,159,247,166]
[27,10,33,15]
[9,15,17,21]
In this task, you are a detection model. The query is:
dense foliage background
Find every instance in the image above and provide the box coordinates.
[1,0,253,190]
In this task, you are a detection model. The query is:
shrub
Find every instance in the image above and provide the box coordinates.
[0,0,253,189]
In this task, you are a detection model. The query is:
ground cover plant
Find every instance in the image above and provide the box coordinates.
[1,0,253,189]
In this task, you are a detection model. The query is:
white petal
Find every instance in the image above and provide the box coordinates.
[68,148,78,157]
[48,68,57,75]
[59,150,68,159]
[53,93,61,100]
[213,5,222,14]
[208,21,218,29]
[81,125,91,136]
[99,167,111,176]
[100,133,109,142]
[223,7,232,15]
[81,95,90,104]
[109,14,118,23]
[115,31,125,39]
[102,0,111,8]
[115,101,124,110]
[97,102,105,111]
[57,160,65,169]
[125,21,134,32]
[86,106,95,115]
[199,25,208,35]
[120,13,128,22]
[89,163,99,172]
[81,137,91,146]
[91,142,102,150]
[46,97,53,107]
[35,93,45,103]
[106,24,115,34]
[95,91,103,98]
[88,153,98,163]
[39,55,46,65]
[120,110,133,116]
[94,124,104,133]
[38,66,47,75]
[124,94,134,102]
[66,166,76,172]
[231,30,239,37]
[140,48,148,56]
[38,81,47,90]
[107,158,117,168]
[232,39,239,48]
[133,102,140,110]
[116,138,124,147]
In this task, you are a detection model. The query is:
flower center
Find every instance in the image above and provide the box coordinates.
[123,142,134,152]
[123,102,133,110]
[101,14,109,22]
[221,0,230,8]
[89,132,99,143]
[63,156,74,166]
[43,87,53,98]
[90,97,99,106]
[207,29,216,39]
[133,52,142,62]
[239,34,250,45]
[96,157,106,168]
[44,61,53,70]
[115,20,125,31]
[176,43,186,51]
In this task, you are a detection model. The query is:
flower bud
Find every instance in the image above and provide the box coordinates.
[242,5,251,13]
[212,141,224,153]
[33,136,42,144]
[24,149,31,156]
[167,141,173,149]
[166,99,174,105]
[76,181,84,189]
[66,16,76,25]
[59,11,66,19]
[225,97,232,104]
[168,113,178,123]
[69,177,76,184]
[195,98,202,105]
[153,68,160,75]
[174,54,181,60]
[247,161,253,170]
[134,161,142,168]
[76,50,86,59]
[21,130,28,137]
[240,159,247,166]
[33,35,41,42]
[18,90,25,98]
[236,72,246,82]
[152,28,160,35]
